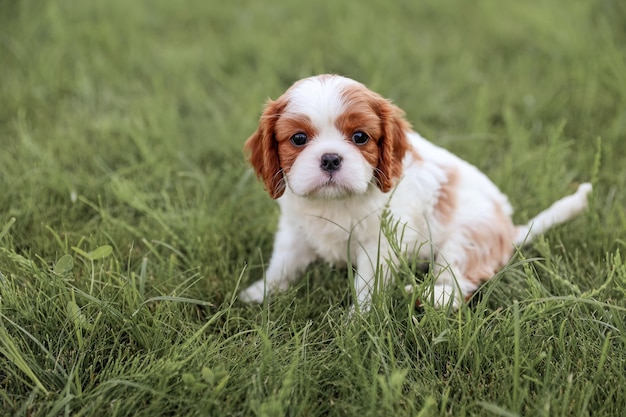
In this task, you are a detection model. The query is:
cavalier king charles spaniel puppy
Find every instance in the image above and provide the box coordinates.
[240,74,592,311]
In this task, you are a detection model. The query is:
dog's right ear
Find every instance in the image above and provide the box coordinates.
[244,97,288,199]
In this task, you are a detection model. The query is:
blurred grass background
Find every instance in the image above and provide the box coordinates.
[1,0,625,415]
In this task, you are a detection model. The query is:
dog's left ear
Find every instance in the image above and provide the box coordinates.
[373,98,411,192]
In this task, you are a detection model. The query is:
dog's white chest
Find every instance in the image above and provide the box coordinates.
[281,192,386,264]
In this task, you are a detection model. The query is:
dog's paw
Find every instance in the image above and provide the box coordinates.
[428,284,462,310]
[346,301,371,318]
[239,280,266,303]
[405,283,462,309]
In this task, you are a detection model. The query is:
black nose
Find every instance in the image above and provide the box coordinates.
[320,153,342,172]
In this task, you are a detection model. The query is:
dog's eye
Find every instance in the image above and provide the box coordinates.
[290,133,308,147]
[351,131,369,145]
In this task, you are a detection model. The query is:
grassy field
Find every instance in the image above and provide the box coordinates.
[1,0,625,415]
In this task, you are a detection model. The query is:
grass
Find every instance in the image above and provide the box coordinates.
[1,0,625,415]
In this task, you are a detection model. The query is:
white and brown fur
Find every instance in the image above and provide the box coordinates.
[240,74,592,311]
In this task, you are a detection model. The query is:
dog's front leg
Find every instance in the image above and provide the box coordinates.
[352,241,392,313]
[240,221,315,304]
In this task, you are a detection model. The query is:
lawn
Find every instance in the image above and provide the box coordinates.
[1,0,625,415]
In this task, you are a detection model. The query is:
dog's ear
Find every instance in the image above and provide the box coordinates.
[373,98,411,193]
[244,97,288,199]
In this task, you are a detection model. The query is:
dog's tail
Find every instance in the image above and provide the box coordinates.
[513,183,592,246]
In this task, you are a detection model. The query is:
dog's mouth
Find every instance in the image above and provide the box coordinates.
[300,175,362,199]
[285,157,374,199]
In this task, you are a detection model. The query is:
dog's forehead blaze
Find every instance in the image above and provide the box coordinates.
[283,76,354,124]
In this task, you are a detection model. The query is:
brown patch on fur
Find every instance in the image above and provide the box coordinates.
[244,97,289,199]
[409,147,423,162]
[340,84,411,192]
[434,167,459,225]
[275,114,318,174]
[335,100,382,169]
[461,200,516,284]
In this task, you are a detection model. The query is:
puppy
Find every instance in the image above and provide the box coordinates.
[240,74,592,311]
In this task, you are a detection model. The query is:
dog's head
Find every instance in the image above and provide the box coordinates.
[245,74,410,199]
